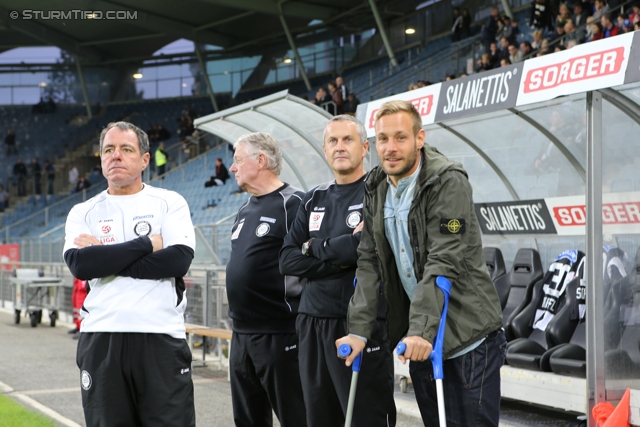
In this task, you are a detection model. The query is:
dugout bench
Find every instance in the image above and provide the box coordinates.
[185,323,232,375]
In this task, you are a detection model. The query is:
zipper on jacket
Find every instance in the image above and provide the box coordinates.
[411,219,424,278]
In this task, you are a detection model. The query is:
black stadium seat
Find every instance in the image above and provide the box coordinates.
[484,247,506,282]
[494,249,544,341]
[506,277,581,371]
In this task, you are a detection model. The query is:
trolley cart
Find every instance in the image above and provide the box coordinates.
[397,276,452,427]
[10,268,64,327]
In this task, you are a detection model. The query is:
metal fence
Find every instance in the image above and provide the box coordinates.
[0,261,233,332]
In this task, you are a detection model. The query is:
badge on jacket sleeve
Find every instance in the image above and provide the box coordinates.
[440,218,466,234]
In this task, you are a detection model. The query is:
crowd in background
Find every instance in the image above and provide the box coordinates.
[309,76,360,116]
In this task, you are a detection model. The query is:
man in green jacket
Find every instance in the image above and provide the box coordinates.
[336,100,505,426]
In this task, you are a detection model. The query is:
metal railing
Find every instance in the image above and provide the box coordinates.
[0,262,232,333]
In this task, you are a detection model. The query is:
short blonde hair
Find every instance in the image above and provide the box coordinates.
[374,100,423,136]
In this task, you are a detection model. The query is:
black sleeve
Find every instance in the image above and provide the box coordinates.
[308,231,361,267]
[117,245,194,280]
[279,198,343,279]
[64,236,153,280]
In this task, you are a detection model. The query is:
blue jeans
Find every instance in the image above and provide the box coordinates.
[410,329,506,427]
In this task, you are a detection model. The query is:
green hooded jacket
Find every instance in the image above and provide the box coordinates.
[347,144,503,358]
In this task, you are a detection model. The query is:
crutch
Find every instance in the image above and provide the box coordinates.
[337,343,361,427]
[337,277,363,427]
[396,275,452,427]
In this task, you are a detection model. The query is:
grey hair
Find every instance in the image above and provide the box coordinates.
[323,115,368,145]
[233,132,283,176]
[99,121,150,156]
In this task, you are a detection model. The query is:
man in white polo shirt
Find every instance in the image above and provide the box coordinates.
[63,121,196,427]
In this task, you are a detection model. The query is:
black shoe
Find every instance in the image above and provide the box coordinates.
[68,328,78,334]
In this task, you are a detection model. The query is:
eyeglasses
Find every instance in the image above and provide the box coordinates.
[232,152,259,165]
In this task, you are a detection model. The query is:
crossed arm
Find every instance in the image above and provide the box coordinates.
[64,233,193,281]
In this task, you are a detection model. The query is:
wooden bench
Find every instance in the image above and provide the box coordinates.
[185,323,232,372]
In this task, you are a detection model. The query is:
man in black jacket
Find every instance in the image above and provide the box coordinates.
[226,132,307,427]
[280,115,396,427]
[204,157,230,187]
[13,158,27,197]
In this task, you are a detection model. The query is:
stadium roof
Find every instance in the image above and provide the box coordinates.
[0,0,423,66]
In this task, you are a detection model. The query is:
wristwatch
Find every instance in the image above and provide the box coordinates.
[301,239,314,256]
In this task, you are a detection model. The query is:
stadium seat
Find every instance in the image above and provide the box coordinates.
[506,276,581,372]
[484,247,506,283]
[497,249,544,341]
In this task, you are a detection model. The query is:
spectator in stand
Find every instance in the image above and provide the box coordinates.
[554,44,567,52]
[481,7,501,53]
[531,29,545,49]
[488,42,501,68]
[5,128,17,156]
[0,184,9,211]
[564,21,585,45]
[475,54,494,72]
[182,104,197,121]
[556,3,573,28]
[315,87,333,114]
[511,18,521,41]
[46,97,56,113]
[461,8,472,38]
[452,7,464,41]
[616,12,627,28]
[548,22,567,44]
[635,20,640,30]
[178,115,194,137]
[531,0,553,30]
[593,0,610,21]
[328,81,344,115]
[69,165,79,190]
[31,157,42,195]
[336,76,349,100]
[13,158,27,197]
[621,18,634,32]
[500,58,512,67]
[520,41,533,57]
[75,176,91,193]
[508,44,523,63]
[572,1,590,26]
[32,97,46,114]
[45,160,55,195]
[0,185,9,212]
[497,15,518,45]
[537,39,551,56]
[408,83,419,91]
[445,74,456,81]
[204,158,230,187]
[629,2,640,24]
[601,13,620,37]
[498,37,511,62]
[155,124,171,141]
[155,141,169,176]
[343,92,360,115]
[587,22,604,42]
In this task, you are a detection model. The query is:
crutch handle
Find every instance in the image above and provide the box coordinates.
[395,276,452,381]
[337,344,362,372]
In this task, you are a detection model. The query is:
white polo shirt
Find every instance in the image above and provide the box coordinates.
[63,184,195,339]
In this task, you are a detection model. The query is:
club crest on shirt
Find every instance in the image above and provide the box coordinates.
[256,222,270,237]
[81,370,92,390]
[134,220,152,236]
[346,211,361,228]
[309,212,325,231]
